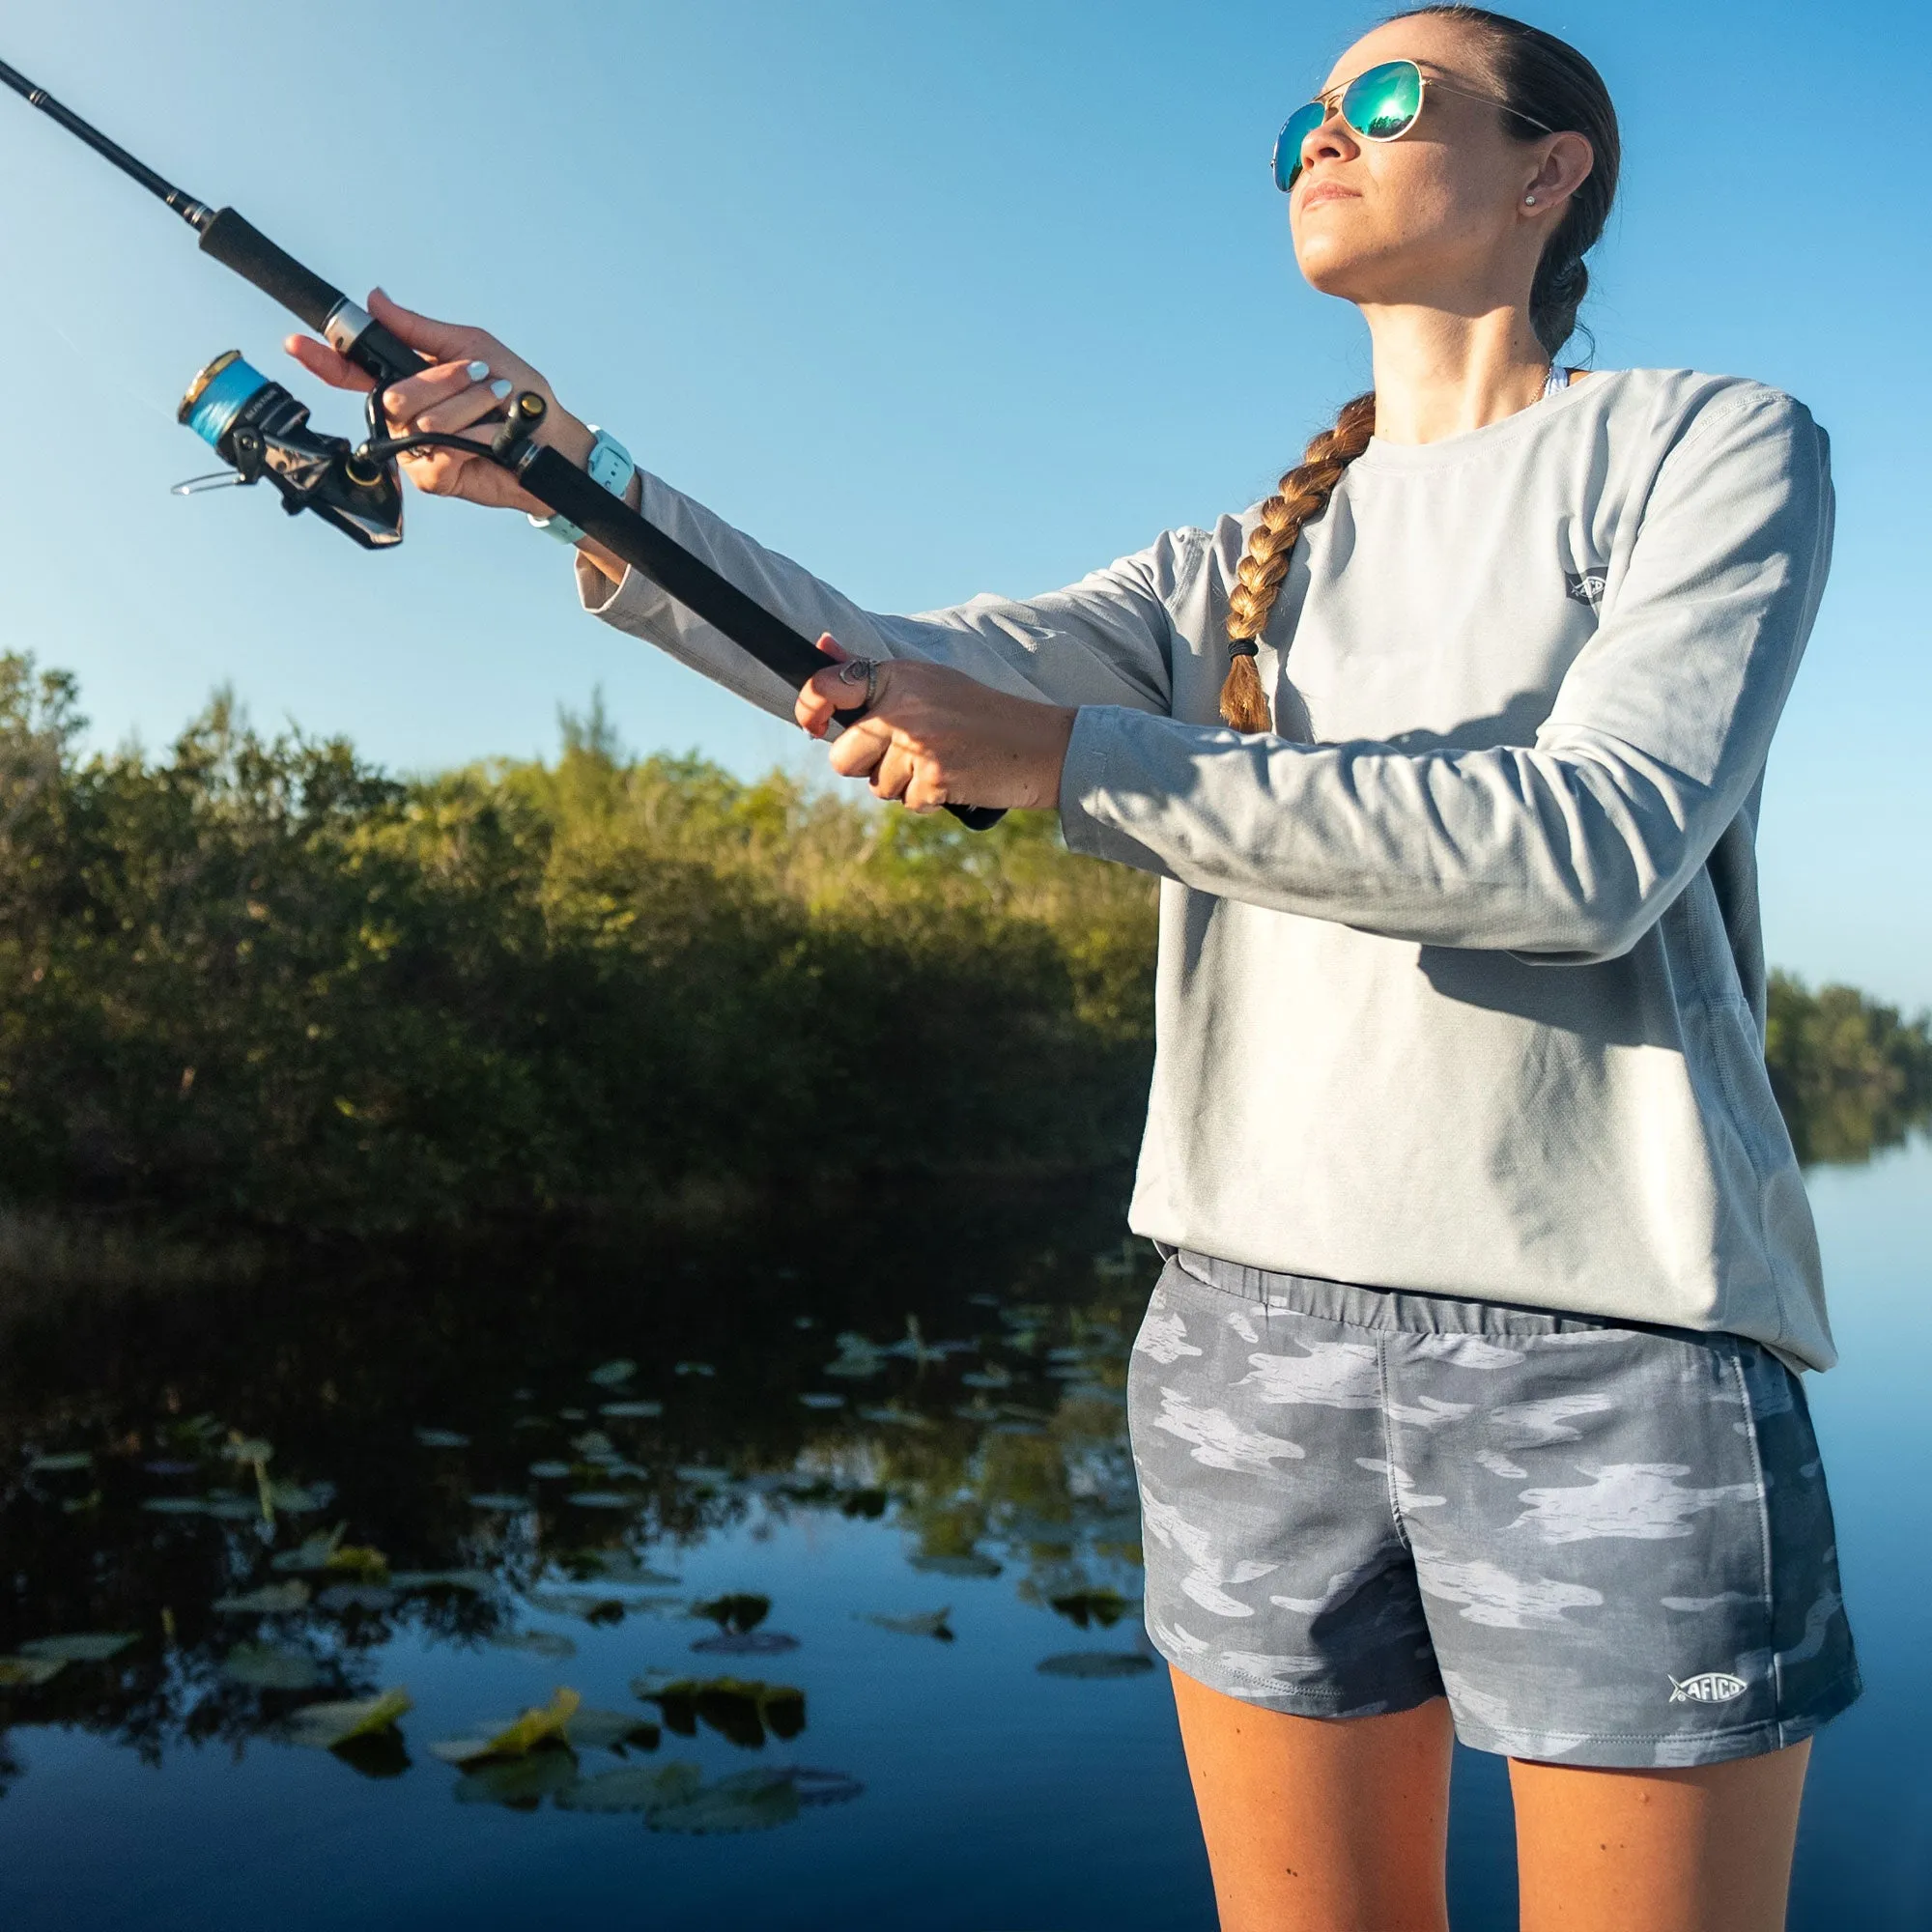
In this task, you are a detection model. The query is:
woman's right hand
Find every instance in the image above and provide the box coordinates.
[283,289,598,518]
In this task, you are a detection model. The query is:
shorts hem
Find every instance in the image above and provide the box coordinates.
[1451,1667,1864,1769]
[1149,1624,1445,1722]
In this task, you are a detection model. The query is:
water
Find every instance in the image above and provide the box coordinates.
[0,1151,1925,1931]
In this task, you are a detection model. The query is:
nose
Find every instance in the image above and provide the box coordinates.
[1300,104,1357,181]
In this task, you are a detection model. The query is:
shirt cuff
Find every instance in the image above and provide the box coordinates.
[1057,704,1177,876]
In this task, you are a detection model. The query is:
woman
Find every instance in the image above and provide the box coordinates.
[292,8,1857,1926]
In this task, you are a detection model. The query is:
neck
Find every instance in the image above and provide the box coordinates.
[1360,301,1551,443]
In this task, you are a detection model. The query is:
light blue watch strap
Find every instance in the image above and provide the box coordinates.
[531,427,635,544]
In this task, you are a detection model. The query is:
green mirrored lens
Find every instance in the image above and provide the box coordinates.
[1273,102,1327,191]
[1342,60,1422,141]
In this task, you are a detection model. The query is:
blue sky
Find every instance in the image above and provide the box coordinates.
[0,0,1925,1003]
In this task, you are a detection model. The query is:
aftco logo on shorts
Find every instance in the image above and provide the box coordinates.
[1668,1672,1749,1704]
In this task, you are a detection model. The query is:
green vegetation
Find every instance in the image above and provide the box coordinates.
[0,654,1919,1245]
[0,657,1152,1237]
[1767,971,1932,1165]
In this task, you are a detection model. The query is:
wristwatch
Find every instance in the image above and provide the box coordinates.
[530,426,635,544]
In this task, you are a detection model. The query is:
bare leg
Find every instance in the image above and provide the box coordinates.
[1511,1740,1811,1932]
[1168,1666,1456,1932]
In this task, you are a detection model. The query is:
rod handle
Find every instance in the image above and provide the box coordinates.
[197,209,342,331]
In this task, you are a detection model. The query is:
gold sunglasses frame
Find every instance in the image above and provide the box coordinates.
[1274,59,1554,191]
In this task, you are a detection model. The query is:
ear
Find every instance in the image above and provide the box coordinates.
[1520,131,1594,214]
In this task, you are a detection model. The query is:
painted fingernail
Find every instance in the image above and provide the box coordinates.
[467,359,491,382]
[490,378,513,400]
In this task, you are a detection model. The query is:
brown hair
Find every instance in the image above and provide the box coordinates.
[1219,7,1620,731]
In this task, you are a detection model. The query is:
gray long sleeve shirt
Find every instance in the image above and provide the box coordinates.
[578,369,1837,1370]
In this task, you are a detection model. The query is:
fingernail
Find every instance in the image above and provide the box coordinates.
[490,378,513,400]
[467,359,491,382]
[383,389,403,412]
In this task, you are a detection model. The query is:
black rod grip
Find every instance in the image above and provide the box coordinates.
[518,447,1005,831]
[197,209,342,330]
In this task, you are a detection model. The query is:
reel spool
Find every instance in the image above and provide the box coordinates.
[177,351,404,549]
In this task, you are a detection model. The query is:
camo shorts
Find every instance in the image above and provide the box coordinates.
[1128,1251,1861,1768]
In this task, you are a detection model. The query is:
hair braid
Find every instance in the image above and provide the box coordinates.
[1220,390,1377,731]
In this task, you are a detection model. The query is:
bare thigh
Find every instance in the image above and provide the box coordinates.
[1511,1740,1811,1932]
[1171,1668,1812,1932]
[1169,1667,1456,1932]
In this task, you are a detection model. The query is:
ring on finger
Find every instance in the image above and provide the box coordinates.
[835,656,880,711]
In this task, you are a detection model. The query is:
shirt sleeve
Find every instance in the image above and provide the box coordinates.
[575,469,1187,721]
[1057,389,1833,962]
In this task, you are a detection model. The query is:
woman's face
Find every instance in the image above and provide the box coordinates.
[1288,17,1575,311]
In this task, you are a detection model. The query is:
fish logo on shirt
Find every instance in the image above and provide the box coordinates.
[1667,1671,1748,1704]
[1566,568,1608,609]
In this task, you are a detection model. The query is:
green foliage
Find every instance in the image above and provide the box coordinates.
[1765,972,1932,1165]
[1,652,1918,1237]
[0,658,1155,1236]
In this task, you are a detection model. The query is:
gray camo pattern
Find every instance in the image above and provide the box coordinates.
[1128,1254,1861,1768]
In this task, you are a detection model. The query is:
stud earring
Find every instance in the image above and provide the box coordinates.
[1524,192,1538,206]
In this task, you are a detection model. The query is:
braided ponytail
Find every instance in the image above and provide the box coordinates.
[1220,391,1376,731]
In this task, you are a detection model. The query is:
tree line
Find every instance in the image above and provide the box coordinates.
[0,655,1920,1240]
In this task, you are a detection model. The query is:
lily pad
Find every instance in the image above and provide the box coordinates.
[647,1766,801,1834]
[453,1747,582,1809]
[288,1688,413,1749]
[140,1496,209,1516]
[316,1584,397,1614]
[909,1552,1003,1579]
[28,1451,94,1473]
[266,1481,332,1514]
[390,1570,495,1595]
[796,1393,846,1410]
[692,1630,799,1656]
[1036,1651,1156,1679]
[414,1429,469,1449]
[582,1553,680,1586]
[860,1607,953,1640]
[432,1687,581,1765]
[324,1545,389,1581]
[672,1362,715,1378]
[566,1492,637,1511]
[206,1495,264,1521]
[212,1581,311,1614]
[558,1407,588,1422]
[857,1406,933,1429]
[526,1590,627,1625]
[20,1633,136,1663]
[1049,1588,1140,1631]
[693,1593,770,1634]
[0,1655,67,1688]
[674,1464,730,1486]
[588,1359,638,1387]
[223,1642,323,1690]
[637,1677,805,1748]
[792,1767,866,1807]
[528,1462,572,1480]
[563,1706,661,1751]
[489,1630,577,1661]
[556,1760,702,1814]
[598,1400,663,1419]
[468,1493,530,1512]
[270,1526,348,1572]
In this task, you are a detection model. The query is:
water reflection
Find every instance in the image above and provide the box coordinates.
[0,1181,1151,1827]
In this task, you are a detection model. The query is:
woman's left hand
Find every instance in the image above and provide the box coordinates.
[796,639,1075,812]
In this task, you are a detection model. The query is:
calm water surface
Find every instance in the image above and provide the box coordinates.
[0,1151,1925,1931]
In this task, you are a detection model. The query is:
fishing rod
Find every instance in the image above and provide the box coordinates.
[0,56,1003,829]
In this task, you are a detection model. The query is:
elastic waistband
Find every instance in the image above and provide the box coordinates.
[1167,1247,1710,1346]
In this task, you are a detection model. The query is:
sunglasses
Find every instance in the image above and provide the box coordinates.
[1272,58,1552,193]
